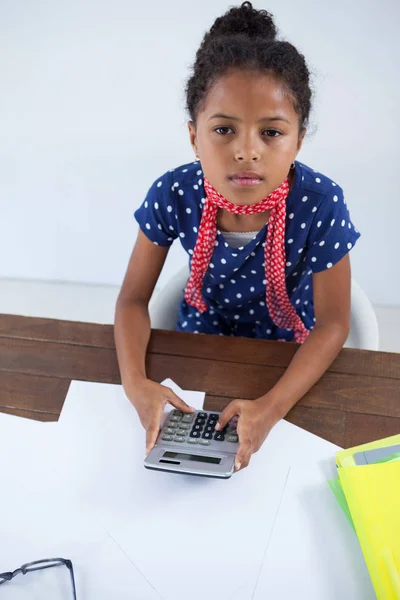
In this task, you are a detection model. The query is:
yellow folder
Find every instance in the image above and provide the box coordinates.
[338,460,400,600]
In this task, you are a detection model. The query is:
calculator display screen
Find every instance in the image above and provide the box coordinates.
[163,451,221,464]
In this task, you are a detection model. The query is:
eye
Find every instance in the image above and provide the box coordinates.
[214,127,282,137]
[214,127,233,135]
[263,130,281,138]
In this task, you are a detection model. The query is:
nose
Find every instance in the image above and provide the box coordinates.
[234,130,262,162]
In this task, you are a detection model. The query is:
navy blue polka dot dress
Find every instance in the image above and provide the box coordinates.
[134,160,360,341]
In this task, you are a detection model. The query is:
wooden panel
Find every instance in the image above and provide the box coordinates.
[203,395,232,412]
[285,405,346,448]
[1,338,399,422]
[0,313,115,348]
[344,413,400,448]
[1,314,399,448]
[297,375,400,418]
[0,371,70,414]
[146,355,400,419]
[0,338,121,383]
[1,314,400,379]
[205,372,400,420]
[0,406,57,422]
[148,330,400,380]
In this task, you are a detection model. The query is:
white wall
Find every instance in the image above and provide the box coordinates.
[0,0,399,305]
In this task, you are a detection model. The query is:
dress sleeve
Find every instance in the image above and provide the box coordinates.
[134,170,178,247]
[306,185,361,272]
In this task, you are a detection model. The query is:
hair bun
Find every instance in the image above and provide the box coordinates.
[207,2,277,41]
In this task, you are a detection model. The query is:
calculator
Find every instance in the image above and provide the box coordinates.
[144,409,240,479]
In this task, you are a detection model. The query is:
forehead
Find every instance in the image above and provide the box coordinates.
[200,69,296,123]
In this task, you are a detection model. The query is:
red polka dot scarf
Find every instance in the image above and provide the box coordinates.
[184,176,310,343]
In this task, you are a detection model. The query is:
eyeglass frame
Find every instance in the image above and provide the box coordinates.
[0,557,77,598]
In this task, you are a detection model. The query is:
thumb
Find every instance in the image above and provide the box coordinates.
[215,401,239,431]
[164,389,196,414]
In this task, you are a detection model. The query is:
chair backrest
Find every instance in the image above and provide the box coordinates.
[149,266,379,350]
[148,266,189,331]
[345,279,379,350]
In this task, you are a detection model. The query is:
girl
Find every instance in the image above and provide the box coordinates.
[115,2,360,471]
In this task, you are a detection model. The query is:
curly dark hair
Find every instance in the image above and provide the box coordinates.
[185,2,313,135]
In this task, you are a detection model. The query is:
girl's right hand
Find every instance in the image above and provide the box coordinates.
[128,379,196,456]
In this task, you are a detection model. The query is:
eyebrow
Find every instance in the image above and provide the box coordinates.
[208,113,290,124]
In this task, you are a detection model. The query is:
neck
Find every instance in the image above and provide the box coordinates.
[212,169,293,233]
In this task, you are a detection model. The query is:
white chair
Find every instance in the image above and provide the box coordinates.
[149,266,379,350]
[149,266,189,331]
[347,279,379,350]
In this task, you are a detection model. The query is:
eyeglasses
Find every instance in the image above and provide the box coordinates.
[0,557,77,598]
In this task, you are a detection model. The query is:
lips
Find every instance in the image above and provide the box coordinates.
[230,171,263,180]
[230,172,263,187]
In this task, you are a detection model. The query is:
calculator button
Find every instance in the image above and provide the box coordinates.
[190,431,201,438]
[182,414,194,423]
[170,415,181,422]
[172,410,183,417]
[166,421,178,428]
[200,439,211,446]
[205,425,215,433]
[178,423,189,430]
[198,412,207,419]
[202,432,213,440]
[226,435,239,443]
[175,431,186,437]
[161,435,173,441]
[192,424,203,432]
[173,437,185,442]
[214,433,225,442]
[188,438,199,444]
[165,428,175,435]
[209,413,219,419]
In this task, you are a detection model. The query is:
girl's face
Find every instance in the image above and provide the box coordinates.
[188,68,306,205]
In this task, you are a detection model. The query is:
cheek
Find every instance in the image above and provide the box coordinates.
[203,135,224,152]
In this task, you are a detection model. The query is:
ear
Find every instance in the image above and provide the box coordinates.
[188,120,198,155]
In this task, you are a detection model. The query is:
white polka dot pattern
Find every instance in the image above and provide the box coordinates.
[184,176,309,343]
[134,160,361,340]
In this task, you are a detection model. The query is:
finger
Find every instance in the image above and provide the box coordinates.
[215,401,240,431]
[145,427,160,456]
[237,448,253,471]
[234,437,252,471]
[163,388,195,413]
[230,416,239,429]
[145,413,163,456]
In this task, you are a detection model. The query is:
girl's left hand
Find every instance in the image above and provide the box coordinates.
[215,397,280,472]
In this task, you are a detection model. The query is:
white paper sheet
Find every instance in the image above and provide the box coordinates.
[0,412,162,599]
[51,379,349,600]
[49,380,288,599]
[2,379,371,599]
[252,460,376,599]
